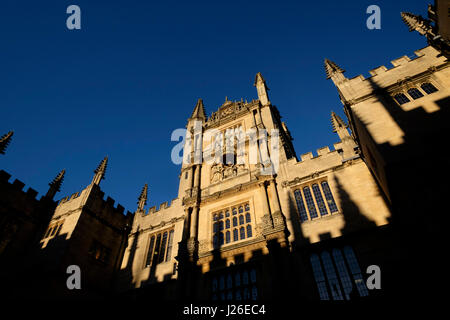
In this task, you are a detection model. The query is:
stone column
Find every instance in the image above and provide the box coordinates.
[182,207,191,240]
[185,167,194,197]
[192,165,201,198]
[259,182,273,232]
[268,179,281,214]
[190,206,199,239]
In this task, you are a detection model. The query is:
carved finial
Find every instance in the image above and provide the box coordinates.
[331,111,348,132]
[46,169,65,199]
[190,98,206,121]
[324,59,345,80]
[254,72,270,106]
[331,111,351,141]
[92,156,108,186]
[401,12,433,36]
[137,183,148,212]
[0,131,14,155]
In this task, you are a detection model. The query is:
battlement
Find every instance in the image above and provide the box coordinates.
[286,142,361,183]
[340,46,447,101]
[299,144,338,163]
[92,189,132,218]
[0,169,41,202]
[144,198,178,215]
[59,191,82,204]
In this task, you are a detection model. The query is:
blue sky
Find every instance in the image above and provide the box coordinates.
[0,0,427,212]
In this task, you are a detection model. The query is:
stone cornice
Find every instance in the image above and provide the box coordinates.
[130,215,185,236]
[346,61,449,106]
[281,157,362,188]
[200,173,272,204]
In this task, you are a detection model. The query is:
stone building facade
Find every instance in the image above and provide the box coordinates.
[0,1,448,302]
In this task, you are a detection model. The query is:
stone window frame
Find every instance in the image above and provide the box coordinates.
[211,201,254,250]
[143,227,175,269]
[391,78,440,105]
[88,239,111,265]
[310,246,369,301]
[42,220,64,239]
[292,178,339,223]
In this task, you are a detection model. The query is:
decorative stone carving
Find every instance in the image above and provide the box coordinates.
[211,163,224,183]
[198,240,209,254]
[210,163,245,183]
[187,237,199,256]
[221,105,234,117]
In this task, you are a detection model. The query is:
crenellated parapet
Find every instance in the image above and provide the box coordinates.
[284,141,360,185]
[0,170,42,206]
[333,46,449,105]
[142,198,179,216]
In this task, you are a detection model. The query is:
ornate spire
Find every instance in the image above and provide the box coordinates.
[0,131,14,155]
[324,59,345,80]
[91,156,108,186]
[254,72,270,106]
[331,111,350,140]
[190,99,206,120]
[400,12,433,36]
[137,183,148,212]
[46,169,65,199]
[253,72,269,88]
[331,111,348,132]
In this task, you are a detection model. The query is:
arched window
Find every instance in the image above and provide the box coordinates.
[321,181,338,213]
[246,225,252,238]
[225,231,230,243]
[239,206,244,213]
[303,186,318,219]
[321,251,344,300]
[294,189,309,222]
[145,236,155,267]
[233,217,238,227]
[243,271,249,285]
[218,212,224,219]
[421,82,438,94]
[407,88,424,100]
[250,269,257,283]
[343,246,369,297]
[213,234,219,249]
[251,286,258,300]
[165,230,174,262]
[225,219,230,229]
[232,208,237,215]
[227,274,233,289]
[312,184,328,216]
[213,214,218,221]
[240,227,245,240]
[239,215,244,225]
[332,249,353,300]
[245,213,251,223]
[243,288,250,300]
[235,272,241,287]
[310,254,329,300]
[245,204,250,211]
[225,210,230,217]
[233,229,239,241]
[393,93,410,105]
